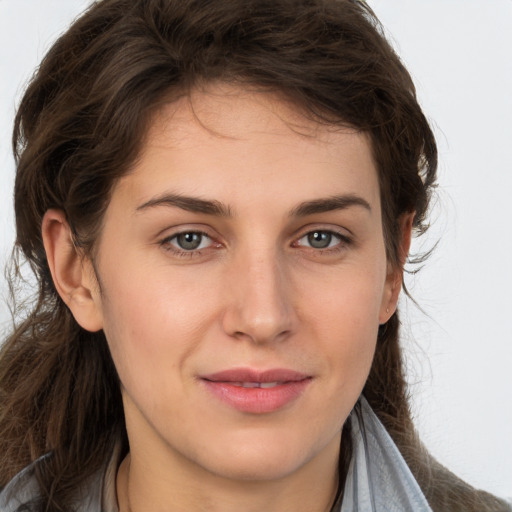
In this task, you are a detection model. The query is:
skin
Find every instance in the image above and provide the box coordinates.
[42,85,410,512]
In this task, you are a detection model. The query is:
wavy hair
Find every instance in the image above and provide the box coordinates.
[0,0,508,510]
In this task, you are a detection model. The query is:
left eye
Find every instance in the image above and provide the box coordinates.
[167,232,212,251]
[297,230,342,249]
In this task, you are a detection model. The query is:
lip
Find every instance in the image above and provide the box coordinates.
[200,368,312,414]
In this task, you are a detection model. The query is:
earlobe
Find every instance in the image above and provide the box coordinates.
[42,209,103,332]
[379,212,415,324]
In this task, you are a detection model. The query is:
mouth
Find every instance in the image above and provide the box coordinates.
[226,381,287,388]
[200,368,312,414]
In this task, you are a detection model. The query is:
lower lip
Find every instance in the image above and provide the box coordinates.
[201,379,311,414]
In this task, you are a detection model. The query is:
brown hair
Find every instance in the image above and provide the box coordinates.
[0,0,508,510]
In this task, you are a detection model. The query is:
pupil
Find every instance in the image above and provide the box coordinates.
[308,231,331,249]
[177,232,202,250]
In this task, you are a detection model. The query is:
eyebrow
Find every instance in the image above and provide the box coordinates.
[289,194,371,216]
[135,193,371,217]
[136,194,232,217]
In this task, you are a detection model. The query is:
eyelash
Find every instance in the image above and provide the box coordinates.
[159,228,352,258]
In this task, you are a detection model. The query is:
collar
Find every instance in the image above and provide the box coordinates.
[339,397,432,511]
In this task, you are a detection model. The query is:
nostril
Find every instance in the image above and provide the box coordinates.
[229,327,292,345]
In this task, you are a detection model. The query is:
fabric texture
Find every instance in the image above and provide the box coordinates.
[0,397,435,511]
[341,398,432,511]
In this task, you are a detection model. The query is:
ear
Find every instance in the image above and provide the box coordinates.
[42,209,104,332]
[379,212,415,324]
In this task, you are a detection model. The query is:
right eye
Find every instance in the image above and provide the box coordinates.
[162,231,213,252]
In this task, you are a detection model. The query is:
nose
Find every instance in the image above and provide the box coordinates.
[221,247,296,345]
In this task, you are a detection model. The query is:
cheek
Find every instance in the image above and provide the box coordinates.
[97,257,221,391]
[301,264,384,380]
[304,259,386,329]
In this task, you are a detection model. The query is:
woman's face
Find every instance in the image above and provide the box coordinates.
[89,86,398,482]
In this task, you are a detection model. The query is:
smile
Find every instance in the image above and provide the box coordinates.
[200,368,312,414]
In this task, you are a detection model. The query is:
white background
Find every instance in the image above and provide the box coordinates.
[1,0,511,499]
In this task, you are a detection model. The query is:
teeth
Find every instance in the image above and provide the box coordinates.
[259,381,280,388]
[230,381,282,388]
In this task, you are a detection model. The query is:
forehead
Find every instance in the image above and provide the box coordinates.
[116,84,380,214]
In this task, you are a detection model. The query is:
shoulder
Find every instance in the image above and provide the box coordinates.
[0,454,110,512]
[342,397,433,512]
[345,399,512,512]
[0,459,43,512]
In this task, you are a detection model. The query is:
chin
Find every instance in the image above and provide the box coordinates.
[203,452,310,482]
[190,429,338,483]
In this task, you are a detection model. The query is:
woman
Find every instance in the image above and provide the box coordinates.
[0,0,509,511]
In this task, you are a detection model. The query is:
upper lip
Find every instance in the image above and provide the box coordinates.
[201,368,311,383]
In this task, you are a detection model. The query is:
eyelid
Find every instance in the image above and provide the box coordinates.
[293,224,352,241]
[156,223,219,242]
